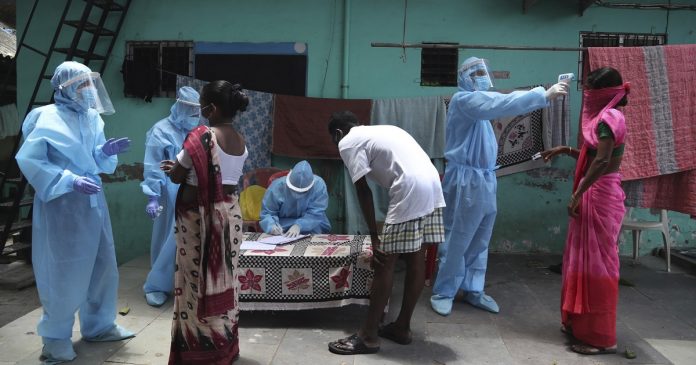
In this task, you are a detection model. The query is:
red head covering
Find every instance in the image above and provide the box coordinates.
[573,82,630,193]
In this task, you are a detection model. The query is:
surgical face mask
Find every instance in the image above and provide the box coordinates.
[182,115,200,131]
[474,76,492,91]
[76,87,97,110]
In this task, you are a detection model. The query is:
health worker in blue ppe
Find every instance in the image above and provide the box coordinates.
[141,86,200,307]
[430,57,568,316]
[15,61,134,364]
[259,160,331,237]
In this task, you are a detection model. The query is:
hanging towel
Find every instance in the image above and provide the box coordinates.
[588,45,696,180]
[177,75,274,173]
[370,95,446,158]
[272,95,371,159]
[543,85,571,149]
[0,103,19,138]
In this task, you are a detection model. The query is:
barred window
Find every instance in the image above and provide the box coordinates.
[578,32,666,88]
[420,43,458,87]
[124,41,193,98]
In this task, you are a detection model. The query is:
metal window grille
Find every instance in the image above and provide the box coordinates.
[125,41,193,98]
[578,32,666,89]
[420,43,458,87]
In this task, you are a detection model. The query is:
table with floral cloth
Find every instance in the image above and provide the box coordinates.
[238,233,374,311]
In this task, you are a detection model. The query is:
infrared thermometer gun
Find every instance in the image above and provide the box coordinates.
[558,73,575,84]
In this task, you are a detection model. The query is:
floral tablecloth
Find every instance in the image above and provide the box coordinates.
[238,233,374,311]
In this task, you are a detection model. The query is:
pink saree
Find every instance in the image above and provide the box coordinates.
[561,83,629,348]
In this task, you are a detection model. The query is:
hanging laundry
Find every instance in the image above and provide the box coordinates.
[370,95,446,158]
[589,45,696,215]
[484,85,570,177]
[177,75,274,173]
[588,45,696,180]
[272,95,371,159]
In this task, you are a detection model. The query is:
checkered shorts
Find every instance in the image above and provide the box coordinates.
[380,208,445,254]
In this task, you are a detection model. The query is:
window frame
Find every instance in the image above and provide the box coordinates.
[124,40,193,98]
[578,32,666,89]
[420,43,459,87]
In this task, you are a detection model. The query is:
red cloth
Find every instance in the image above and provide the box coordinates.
[588,45,696,179]
[573,85,628,193]
[272,95,371,159]
[588,45,696,215]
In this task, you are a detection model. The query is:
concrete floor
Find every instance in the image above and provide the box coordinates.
[0,253,695,365]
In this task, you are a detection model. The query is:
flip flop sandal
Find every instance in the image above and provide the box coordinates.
[570,344,617,355]
[378,323,412,345]
[328,334,380,355]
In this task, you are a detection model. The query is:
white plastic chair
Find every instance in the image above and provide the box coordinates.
[621,208,672,272]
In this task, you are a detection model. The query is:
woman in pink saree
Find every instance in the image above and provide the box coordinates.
[541,67,629,355]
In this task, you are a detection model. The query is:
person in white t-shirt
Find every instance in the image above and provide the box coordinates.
[326,110,445,355]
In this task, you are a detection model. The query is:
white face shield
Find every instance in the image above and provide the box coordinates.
[459,58,494,91]
[59,72,115,115]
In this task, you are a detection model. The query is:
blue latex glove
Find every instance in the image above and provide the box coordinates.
[145,196,160,219]
[102,137,131,156]
[73,176,101,194]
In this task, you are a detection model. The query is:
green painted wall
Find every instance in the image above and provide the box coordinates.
[16,0,696,264]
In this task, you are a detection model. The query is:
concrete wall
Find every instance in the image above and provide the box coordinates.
[16,0,696,263]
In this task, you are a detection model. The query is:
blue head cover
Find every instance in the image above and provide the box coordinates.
[169,86,201,131]
[457,57,492,92]
[51,61,93,113]
[286,160,316,193]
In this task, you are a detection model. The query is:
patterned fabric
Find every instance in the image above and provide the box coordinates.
[169,127,242,365]
[445,88,570,177]
[235,89,273,173]
[238,234,374,311]
[176,75,274,174]
[380,208,444,254]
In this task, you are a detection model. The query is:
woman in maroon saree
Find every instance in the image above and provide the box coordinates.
[162,81,249,364]
[541,67,630,355]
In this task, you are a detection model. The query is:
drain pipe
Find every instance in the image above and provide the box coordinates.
[341,0,351,98]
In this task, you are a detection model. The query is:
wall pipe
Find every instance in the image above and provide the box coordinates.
[372,42,587,52]
[341,0,351,98]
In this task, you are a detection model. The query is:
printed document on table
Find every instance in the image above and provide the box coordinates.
[258,234,309,245]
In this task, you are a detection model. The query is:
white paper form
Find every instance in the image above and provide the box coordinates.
[258,234,310,245]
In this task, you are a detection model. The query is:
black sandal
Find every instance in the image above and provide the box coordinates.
[328,334,380,355]
[378,323,412,345]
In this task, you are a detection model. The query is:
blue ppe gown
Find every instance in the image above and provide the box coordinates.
[140,87,200,296]
[15,62,124,346]
[259,177,331,234]
[432,61,548,299]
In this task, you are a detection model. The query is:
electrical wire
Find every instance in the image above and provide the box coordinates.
[320,0,338,97]
[594,0,696,10]
[400,0,408,63]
